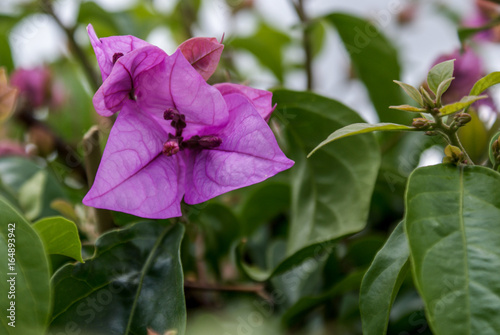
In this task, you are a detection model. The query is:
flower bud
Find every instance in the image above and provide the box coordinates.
[162,138,180,156]
[412,117,432,129]
[443,144,464,164]
[454,112,472,126]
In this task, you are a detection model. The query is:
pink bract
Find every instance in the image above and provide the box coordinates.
[83,24,294,219]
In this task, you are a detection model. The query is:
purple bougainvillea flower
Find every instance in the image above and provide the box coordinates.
[83,25,294,219]
[432,48,496,111]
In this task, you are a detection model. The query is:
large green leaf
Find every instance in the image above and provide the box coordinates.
[325,13,409,123]
[239,90,380,280]
[469,71,500,96]
[282,269,366,326]
[32,216,84,263]
[360,221,410,335]
[0,157,67,217]
[465,71,500,114]
[49,221,185,335]
[0,157,41,196]
[405,164,500,335]
[280,90,381,254]
[393,80,424,106]
[18,170,67,221]
[0,197,51,335]
[238,181,290,236]
[193,203,240,275]
[230,23,291,83]
[439,95,487,116]
[308,123,416,157]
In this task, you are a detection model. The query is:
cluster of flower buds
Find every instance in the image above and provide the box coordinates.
[412,117,433,130]
[453,112,472,129]
[443,145,466,165]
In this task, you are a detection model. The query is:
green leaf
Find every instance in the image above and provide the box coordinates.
[0,197,51,335]
[230,23,291,83]
[238,182,290,236]
[389,105,427,113]
[282,269,366,326]
[77,2,120,36]
[325,13,409,123]
[393,80,424,106]
[239,90,381,281]
[308,123,416,157]
[439,95,488,116]
[283,90,379,253]
[427,59,455,94]
[194,203,240,275]
[0,157,42,196]
[50,221,185,335]
[32,217,83,263]
[405,164,500,334]
[309,19,326,57]
[436,77,455,105]
[465,71,500,114]
[0,15,18,71]
[469,71,500,96]
[360,221,410,335]
[18,170,67,221]
[458,110,488,164]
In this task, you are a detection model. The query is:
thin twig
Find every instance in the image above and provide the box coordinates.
[184,280,271,300]
[293,0,313,90]
[41,0,101,91]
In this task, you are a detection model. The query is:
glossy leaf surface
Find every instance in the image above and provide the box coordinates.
[50,221,185,335]
[33,216,84,263]
[0,197,51,335]
[405,165,500,335]
[360,221,410,335]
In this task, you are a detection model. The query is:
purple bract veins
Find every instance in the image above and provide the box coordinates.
[83,24,294,219]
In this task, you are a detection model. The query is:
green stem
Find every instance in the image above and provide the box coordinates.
[293,0,313,90]
[429,107,474,165]
[41,0,100,91]
[448,131,473,165]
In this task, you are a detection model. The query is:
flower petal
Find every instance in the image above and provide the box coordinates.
[178,37,224,81]
[215,83,275,121]
[184,94,294,204]
[93,46,166,116]
[134,49,228,127]
[87,24,152,82]
[83,102,184,218]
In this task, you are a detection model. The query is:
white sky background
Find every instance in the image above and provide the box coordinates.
[5,0,500,166]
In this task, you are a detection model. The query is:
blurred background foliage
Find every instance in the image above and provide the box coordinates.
[1,0,500,334]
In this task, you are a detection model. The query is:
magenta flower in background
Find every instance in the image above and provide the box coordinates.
[11,67,50,108]
[432,48,496,111]
[10,67,64,109]
[462,0,500,42]
[83,24,294,219]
